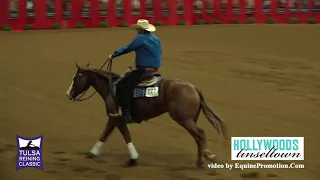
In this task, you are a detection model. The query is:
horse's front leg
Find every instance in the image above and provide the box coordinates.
[116,119,139,167]
[87,118,117,158]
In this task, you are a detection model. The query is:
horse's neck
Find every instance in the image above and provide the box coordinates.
[90,72,114,100]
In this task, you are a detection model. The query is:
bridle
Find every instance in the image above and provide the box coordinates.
[73,58,113,102]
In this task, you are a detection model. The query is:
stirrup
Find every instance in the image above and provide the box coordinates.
[108,108,122,118]
[108,112,121,118]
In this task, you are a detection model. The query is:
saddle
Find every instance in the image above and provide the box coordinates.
[137,68,161,87]
[112,68,164,99]
[105,68,165,123]
[137,76,160,87]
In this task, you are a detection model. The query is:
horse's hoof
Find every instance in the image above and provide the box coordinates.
[196,160,205,168]
[86,152,97,158]
[196,163,205,168]
[204,149,217,162]
[206,154,217,162]
[126,159,138,167]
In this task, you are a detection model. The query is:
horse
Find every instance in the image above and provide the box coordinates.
[66,62,228,168]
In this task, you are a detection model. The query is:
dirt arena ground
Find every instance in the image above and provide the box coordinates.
[0,25,319,180]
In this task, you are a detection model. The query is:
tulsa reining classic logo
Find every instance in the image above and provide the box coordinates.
[16,135,44,171]
[231,137,304,160]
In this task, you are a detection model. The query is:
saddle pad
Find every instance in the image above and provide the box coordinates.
[112,76,164,98]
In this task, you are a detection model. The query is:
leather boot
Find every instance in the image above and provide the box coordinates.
[121,87,133,123]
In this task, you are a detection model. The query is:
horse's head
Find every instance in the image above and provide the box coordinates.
[66,62,91,101]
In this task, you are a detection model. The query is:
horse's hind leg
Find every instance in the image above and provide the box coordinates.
[198,128,217,163]
[191,103,217,163]
[188,109,217,163]
[178,118,206,167]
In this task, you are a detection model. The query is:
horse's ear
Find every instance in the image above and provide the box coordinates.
[85,62,90,67]
[75,62,80,69]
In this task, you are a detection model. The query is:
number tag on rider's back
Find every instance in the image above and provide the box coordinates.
[145,87,159,97]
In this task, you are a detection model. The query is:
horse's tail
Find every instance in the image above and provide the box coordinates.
[196,88,228,140]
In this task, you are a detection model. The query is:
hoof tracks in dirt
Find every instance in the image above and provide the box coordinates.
[52,162,68,166]
[239,171,279,179]
[104,173,122,180]
[71,165,95,172]
[93,159,108,164]
[206,171,218,176]
[240,171,260,179]
[169,173,200,180]
[5,143,16,149]
[92,169,106,173]
[266,173,278,177]
[0,143,16,152]
[51,152,71,167]
[54,157,71,162]
[44,169,59,174]
[52,151,66,155]
[0,148,6,153]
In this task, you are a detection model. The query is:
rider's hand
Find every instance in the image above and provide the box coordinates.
[108,54,113,60]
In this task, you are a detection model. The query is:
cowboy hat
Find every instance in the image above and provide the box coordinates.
[131,19,156,32]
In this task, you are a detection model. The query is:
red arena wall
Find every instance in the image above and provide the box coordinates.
[1,0,320,30]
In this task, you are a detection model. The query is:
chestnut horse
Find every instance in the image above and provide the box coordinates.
[66,62,228,167]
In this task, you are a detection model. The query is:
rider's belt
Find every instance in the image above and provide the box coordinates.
[136,66,158,72]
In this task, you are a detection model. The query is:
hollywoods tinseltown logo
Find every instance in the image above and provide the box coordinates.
[231,137,304,160]
[16,136,44,171]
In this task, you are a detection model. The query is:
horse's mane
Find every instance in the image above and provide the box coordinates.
[80,67,121,81]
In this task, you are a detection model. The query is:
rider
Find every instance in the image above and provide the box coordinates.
[108,19,162,122]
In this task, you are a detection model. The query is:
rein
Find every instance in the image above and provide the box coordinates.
[74,58,113,102]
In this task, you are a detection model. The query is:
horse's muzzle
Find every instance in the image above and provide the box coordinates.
[66,91,75,101]
[66,94,72,100]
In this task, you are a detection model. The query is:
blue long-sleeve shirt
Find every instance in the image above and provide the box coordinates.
[112,32,162,69]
